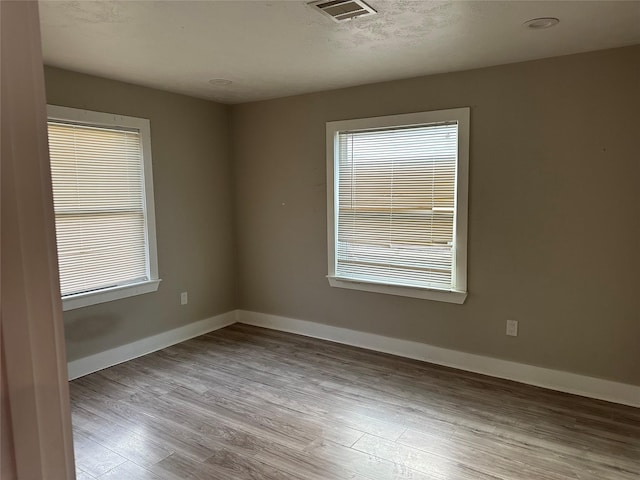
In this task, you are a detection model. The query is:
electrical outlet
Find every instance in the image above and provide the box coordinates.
[506,319,518,337]
[180,291,188,305]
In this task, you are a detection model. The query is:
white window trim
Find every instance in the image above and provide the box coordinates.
[47,105,161,311]
[60,279,161,311]
[326,108,469,304]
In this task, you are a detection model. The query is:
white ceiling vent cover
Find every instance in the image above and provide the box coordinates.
[309,0,377,23]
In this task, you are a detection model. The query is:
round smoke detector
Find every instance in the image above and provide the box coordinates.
[523,17,560,29]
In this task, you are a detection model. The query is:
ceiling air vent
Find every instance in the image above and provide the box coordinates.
[309,0,377,23]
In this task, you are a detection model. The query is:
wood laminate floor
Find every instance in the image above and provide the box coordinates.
[70,324,640,480]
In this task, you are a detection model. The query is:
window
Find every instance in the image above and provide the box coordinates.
[326,108,469,304]
[47,105,160,311]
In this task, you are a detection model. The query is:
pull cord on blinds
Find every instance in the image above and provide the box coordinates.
[48,121,149,297]
[336,122,458,291]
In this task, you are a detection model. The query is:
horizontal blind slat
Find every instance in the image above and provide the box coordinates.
[336,122,458,289]
[48,121,149,296]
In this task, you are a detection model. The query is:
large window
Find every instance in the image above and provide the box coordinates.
[326,108,469,304]
[47,105,160,311]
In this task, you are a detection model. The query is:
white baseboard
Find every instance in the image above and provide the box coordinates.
[237,310,640,408]
[68,309,639,407]
[67,310,237,380]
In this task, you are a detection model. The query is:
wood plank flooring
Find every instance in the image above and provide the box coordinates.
[69,324,640,479]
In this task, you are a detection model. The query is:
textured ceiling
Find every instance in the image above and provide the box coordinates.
[39,0,640,104]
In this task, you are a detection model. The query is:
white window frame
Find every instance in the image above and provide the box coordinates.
[326,108,469,304]
[47,105,161,311]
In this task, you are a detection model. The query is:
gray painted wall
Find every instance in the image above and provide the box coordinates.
[45,46,640,386]
[44,67,237,362]
[231,46,640,386]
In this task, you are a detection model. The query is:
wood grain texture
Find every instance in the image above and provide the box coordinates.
[69,324,640,479]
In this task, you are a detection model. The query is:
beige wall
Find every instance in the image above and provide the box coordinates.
[231,46,640,386]
[44,67,237,362]
[43,46,639,385]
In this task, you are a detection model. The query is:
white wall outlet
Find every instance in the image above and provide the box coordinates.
[180,291,188,305]
[506,319,518,337]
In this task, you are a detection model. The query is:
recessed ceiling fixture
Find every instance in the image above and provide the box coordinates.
[523,17,560,29]
[308,0,377,23]
[208,78,232,86]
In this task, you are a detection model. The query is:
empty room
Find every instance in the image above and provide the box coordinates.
[1,0,639,479]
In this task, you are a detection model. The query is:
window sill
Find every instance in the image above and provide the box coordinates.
[62,279,162,311]
[327,276,467,304]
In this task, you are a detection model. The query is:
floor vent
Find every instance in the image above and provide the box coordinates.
[308,0,377,23]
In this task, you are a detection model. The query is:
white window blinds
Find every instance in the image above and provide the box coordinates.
[48,121,149,297]
[335,122,458,291]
